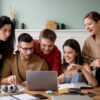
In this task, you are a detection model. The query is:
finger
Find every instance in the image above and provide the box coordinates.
[12,75,17,84]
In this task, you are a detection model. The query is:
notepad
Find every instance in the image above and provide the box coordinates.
[0,94,37,100]
[58,82,93,89]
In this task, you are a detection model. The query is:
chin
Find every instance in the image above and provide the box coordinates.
[43,51,50,54]
[1,38,7,41]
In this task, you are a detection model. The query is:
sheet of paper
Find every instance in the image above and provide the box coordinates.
[10,94,37,100]
[0,94,37,100]
[0,96,11,100]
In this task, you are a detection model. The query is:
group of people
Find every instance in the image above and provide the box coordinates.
[0,11,100,87]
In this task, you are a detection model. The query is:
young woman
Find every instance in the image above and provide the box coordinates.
[82,11,100,85]
[0,16,15,72]
[58,39,97,87]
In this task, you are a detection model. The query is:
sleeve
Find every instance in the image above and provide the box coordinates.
[51,48,62,76]
[82,40,94,64]
[41,60,49,71]
[1,58,11,78]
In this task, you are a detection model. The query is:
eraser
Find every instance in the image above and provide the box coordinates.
[46,90,53,94]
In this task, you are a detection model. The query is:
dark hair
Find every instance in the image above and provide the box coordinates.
[84,11,100,22]
[62,39,83,71]
[18,33,33,43]
[39,29,56,42]
[0,16,15,57]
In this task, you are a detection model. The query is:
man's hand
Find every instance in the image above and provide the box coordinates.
[7,75,18,84]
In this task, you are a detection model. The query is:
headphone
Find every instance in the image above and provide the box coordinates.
[1,84,23,95]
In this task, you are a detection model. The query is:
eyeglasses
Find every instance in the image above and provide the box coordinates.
[19,45,34,52]
[0,29,11,34]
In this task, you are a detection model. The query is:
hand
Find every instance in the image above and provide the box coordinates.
[58,74,65,84]
[7,75,18,84]
[67,63,81,72]
[90,59,100,69]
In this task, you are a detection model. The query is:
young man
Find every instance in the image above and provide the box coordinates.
[34,29,62,75]
[1,33,48,85]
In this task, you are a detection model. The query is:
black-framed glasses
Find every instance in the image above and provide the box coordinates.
[19,45,34,52]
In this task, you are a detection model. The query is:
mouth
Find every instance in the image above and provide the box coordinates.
[88,29,92,33]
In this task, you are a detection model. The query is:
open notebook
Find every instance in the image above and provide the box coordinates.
[58,82,93,89]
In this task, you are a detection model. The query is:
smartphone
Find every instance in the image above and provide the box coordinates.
[32,94,48,99]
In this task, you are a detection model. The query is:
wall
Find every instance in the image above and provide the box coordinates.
[0,0,100,29]
[15,29,89,59]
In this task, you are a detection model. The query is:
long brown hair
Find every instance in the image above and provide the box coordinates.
[0,16,15,68]
[62,39,83,72]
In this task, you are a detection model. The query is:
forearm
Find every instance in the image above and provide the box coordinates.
[1,77,9,84]
[80,67,98,87]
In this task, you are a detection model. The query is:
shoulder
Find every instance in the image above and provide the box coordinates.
[52,45,61,54]
[32,54,47,63]
[4,54,17,64]
[82,63,90,69]
[33,39,39,45]
[85,36,94,44]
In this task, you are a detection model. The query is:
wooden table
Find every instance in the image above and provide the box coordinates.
[23,87,100,100]
[0,87,100,100]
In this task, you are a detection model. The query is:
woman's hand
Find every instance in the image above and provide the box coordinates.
[67,63,82,72]
[90,59,100,69]
[58,74,66,84]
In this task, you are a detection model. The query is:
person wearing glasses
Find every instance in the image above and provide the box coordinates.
[1,33,48,86]
[34,29,62,76]
[0,16,15,75]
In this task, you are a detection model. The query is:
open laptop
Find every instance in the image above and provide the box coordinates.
[26,71,58,91]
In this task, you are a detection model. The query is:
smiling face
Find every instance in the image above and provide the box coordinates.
[0,24,11,41]
[39,38,54,54]
[63,46,77,64]
[84,17,100,35]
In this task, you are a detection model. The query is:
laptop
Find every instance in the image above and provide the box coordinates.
[26,71,58,91]
[51,95,93,100]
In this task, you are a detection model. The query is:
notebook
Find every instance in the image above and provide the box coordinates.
[26,71,58,91]
[51,95,93,100]
[58,82,93,89]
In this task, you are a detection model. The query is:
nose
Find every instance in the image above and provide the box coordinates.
[45,46,49,50]
[85,25,89,30]
[6,31,11,37]
[27,49,33,54]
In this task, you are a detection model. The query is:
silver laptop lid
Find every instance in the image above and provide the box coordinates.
[26,71,58,91]
[51,95,93,100]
